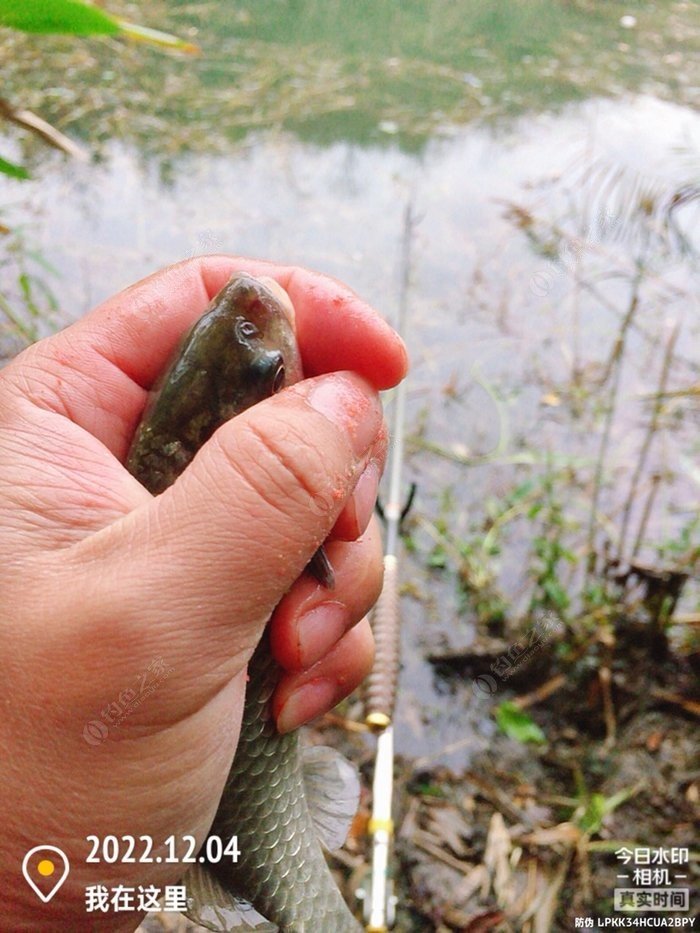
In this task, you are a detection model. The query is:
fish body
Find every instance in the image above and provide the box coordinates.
[127,273,360,932]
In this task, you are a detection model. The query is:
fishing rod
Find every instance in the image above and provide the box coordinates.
[358,202,415,933]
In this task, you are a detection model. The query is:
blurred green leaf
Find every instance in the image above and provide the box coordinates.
[0,0,199,52]
[496,701,546,744]
[577,787,636,835]
[578,793,608,834]
[0,155,29,180]
[414,782,446,798]
[0,0,119,36]
[428,547,448,569]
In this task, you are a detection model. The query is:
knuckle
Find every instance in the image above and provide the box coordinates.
[214,414,343,526]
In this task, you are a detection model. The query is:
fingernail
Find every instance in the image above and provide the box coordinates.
[297,602,350,668]
[348,460,381,536]
[307,373,381,458]
[277,679,337,733]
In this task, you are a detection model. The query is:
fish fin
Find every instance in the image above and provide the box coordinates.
[182,863,278,932]
[302,744,360,851]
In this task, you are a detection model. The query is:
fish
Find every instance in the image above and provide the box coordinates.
[126,272,362,932]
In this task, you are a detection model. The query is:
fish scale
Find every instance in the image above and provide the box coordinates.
[209,638,360,930]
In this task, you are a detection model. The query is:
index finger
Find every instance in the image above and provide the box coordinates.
[5,256,408,458]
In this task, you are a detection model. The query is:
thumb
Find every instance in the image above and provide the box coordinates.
[68,371,384,709]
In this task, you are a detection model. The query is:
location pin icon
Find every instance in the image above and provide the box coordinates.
[22,845,70,903]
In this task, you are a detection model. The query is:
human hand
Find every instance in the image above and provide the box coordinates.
[0,256,407,929]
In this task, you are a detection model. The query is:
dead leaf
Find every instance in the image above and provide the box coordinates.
[518,822,581,847]
[483,812,512,906]
[425,801,473,858]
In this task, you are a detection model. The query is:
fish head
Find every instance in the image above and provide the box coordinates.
[213,273,304,416]
[127,271,304,492]
[164,271,304,426]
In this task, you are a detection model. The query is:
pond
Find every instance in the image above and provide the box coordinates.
[1,0,699,770]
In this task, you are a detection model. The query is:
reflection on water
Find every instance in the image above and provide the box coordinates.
[1,0,699,767]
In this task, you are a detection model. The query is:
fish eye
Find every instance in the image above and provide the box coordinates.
[235,319,258,340]
[272,364,285,394]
